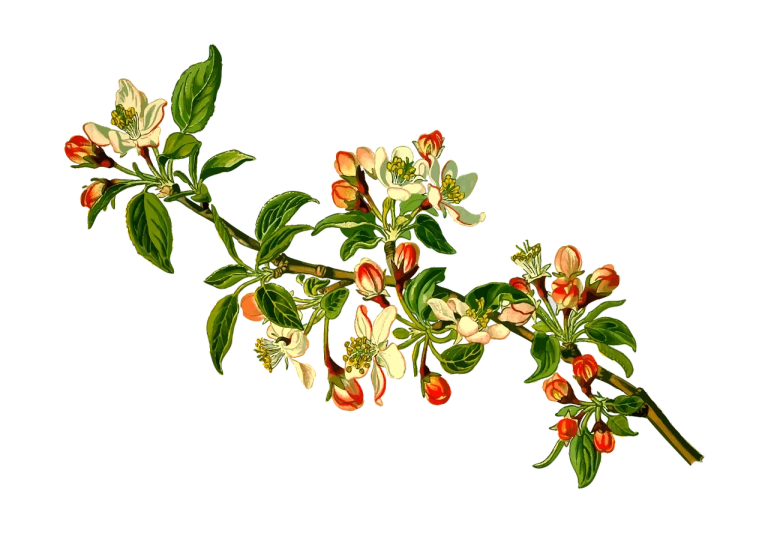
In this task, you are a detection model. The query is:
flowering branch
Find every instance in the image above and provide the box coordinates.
[65,45,703,488]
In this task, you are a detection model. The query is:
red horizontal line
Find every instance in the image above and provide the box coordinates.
[0,440,551,464]
[0,424,552,442]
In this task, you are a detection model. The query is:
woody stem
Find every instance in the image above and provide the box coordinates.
[595,367,704,465]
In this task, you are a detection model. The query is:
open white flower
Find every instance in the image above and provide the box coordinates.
[373,146,428,201]
[427,297,509,345]
[426,160,486,227]
[255,324,315,389]
[344,305,406,406]
[84,79,167,156]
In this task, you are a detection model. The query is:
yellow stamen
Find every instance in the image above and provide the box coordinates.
[440,175,465,204]
[344,336,377,375]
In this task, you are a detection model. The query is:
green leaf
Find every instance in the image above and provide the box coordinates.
[340,230,381,261]
[524,332,562,383]
[204,265,252,289]
[393,328,410,340]
[398,194,438,216]
[159,132,201,165]
[607,415,639,436]
[199,150,255,181]
[586,318,637,351]
[612,395,645,415]
[580,299,626,326]
[206,294,239,374]
[257,224,312,265]
[465,282,529,312]
[597,343,634,378]
[86,181,142,229]
[435,343,484,374]
[312,211,377,236]
[533,440,565,469]
[255,191,319,241]
[255,283,303,330]
[190,182,211,203]
[532,322,553,333]
[171,45,223,134]
[210,205,245,266]
[397,330,426,350]
[403,267,446,320]
[125,192,174,273]
[556,405,583,417]
[413,214,456,254]
[320,288,350,320]
[569,433,601,489]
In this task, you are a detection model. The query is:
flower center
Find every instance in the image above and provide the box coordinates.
[255,338,285,372]
[111,104,140,140]
[386,156,416,185]
[512,240,545,280]
[343,336,376,375]
[465,297,491,329]
[440,175,465,204]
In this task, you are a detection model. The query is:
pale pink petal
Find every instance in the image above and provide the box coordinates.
[354,305,373,339]
[83,123,112,146]
[372,360,387,406]
[285,331,310,358]
[457,316,479,338]
[387,186,414,202]
[115,79,148,114]
[107,130,136,155]
[377,343,406,379]
[290,358,316,389]
[356,147,375,175]
[466,331,491,344]
[428,184,443,208]
[444,204,486,227]
[449,298,470,317]
[428,299,455,322]
[392,145,415,163]
[136,127,161,149]
[371,305,397,345]
[141,98,167,134]
[487,323,511,340]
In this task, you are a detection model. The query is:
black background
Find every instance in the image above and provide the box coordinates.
[0,36,752,494]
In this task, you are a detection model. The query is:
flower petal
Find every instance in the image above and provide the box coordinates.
[107,130,136,155]
[456,173,478,198]
[427,184,443,208]
[141,98,167,134]
[357,147,375,175]
[428,298,455,322]
[354,305,373,339]
[372,305,397,345]
[290,358,316,389]
[444,204,486,227]
[374,147,389,183]
[487,323,511,340]
[136,127,161,149]
[115,79,148,115]
[449,298,469,317]
[372,360,387,406]
[466,331,491,344]
[457,316,479,338]
[441,160,458,181]
[391,145,415,163]
[377,343,406,379]
[83,122,112,147]
[387,187,414,202]
[286,331,310,357]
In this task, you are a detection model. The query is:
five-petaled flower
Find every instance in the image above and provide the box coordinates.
[373,146,429,201]
[343,305,406,406]
[255,324,315,389]
[426,160,486,227]
[427,297,509,344]
[84,79,167,155]
[413,130,444,165]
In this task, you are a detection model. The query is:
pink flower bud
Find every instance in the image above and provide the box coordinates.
[354,259,386,298]
[590,264,620,296]
[80,182,105,209]
[332,378,364,411]
[394,242,420,275]
[414,130,444,164]
[240,293,265,322]
[424,374,451,405]
[551,278,583,311]
[66,135,114,168]
[334,151,358,177]
[554,245,582,278]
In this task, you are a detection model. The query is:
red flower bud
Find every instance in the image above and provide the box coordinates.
[334,151,358,177]
[354,259,387,299]
[593,421,616,453]
[542,373,577,404]
[65,135,114,168]
[424,374,451,405]
[394,242,420,275]
[80,182,106,209]
[589,264,620,296]
[557,417,579,441]
[414,130,444,164]
[331,180,368,213]
[509,277,530,294]
[332,378,364,411]
[573,354,599,384]
[551,277,583,311]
